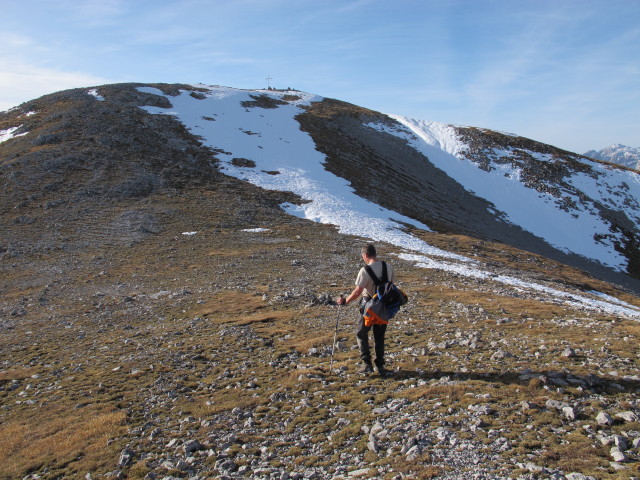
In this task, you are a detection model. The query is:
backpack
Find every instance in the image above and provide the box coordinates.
[362,261,408,326]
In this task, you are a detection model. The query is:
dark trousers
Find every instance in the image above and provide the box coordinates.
[356,315,387,368]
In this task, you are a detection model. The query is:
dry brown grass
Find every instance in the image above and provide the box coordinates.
[0,367,39,382]
[540,433,610,475]
[0,407,126,480]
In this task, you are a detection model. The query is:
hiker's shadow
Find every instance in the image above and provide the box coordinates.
[390,368,640,393]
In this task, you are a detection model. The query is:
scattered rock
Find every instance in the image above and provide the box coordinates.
[565,473,596,480]
[545,399,568,410]
[468,404,496,415]
[183,439,204,454]
[562,406,577,421]
[610,446,629,463]
[117,447,135,468]
[490,349,514,360]
[596,411,613,426]
[612,435,628,451]
[615,411,639,423]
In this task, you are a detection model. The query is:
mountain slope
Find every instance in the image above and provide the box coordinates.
[127,83,640,293]
[2,82,640,306]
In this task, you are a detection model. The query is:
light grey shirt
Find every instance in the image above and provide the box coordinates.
[355,260,395,298]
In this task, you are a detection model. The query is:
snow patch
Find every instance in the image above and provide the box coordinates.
[87,89,104,101]
[0,125,27,143]
[400,253,640,318]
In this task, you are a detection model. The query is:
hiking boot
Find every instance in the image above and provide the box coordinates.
[358,363,374,374]
[376,365,390,377]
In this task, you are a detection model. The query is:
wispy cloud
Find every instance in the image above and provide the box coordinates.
[0,59,108,111]
[1,0,638,150]
[51,0,128,27]
[405,1,640,151]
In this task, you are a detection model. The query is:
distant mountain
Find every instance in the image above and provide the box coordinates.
[584,144,640,170]
[1,83,639,294]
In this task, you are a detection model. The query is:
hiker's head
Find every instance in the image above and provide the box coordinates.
[361,244,377,260]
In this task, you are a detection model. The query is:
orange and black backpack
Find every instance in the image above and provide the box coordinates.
[362,262,408,326]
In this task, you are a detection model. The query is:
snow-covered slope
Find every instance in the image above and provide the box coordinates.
[384,117,640,273]
[138,85,640,275]
[138,86,459,261]
[584,144,640,170]
[134,84,640,317]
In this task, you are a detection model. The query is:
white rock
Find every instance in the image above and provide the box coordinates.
[562,406,577,421]
[610,446,629,462]
[615,411,639,422]
[348,469,371,478]
[609,461,628,471]
[597,434,612,446]
[545,399,566,410]
[405,444,421,460]
[612,435,628,451]
[117,447,134,467]
[183,439,203,453]
[370,421,384,436]
[367,437,379,453]
[468,404,496,415]
[520,400,540,411]
[566,473,596,480]
[520,462,543,472]
[596,411,613,425]
[490,349,513,360]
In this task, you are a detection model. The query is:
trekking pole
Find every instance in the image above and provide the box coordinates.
[329,296,343,373]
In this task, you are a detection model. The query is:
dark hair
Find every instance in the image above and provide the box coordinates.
[362,244,377,258]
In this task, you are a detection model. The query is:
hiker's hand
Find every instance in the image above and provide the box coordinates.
[337,296,346,305]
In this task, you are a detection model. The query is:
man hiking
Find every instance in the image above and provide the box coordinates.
[337,244,395,377]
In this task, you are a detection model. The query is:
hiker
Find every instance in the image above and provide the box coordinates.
[337,244,395,376]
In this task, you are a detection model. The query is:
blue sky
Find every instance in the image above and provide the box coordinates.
[1,0,638,153]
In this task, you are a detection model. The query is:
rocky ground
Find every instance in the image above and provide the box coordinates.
[2,84,640,479]
[2,178,640,480]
